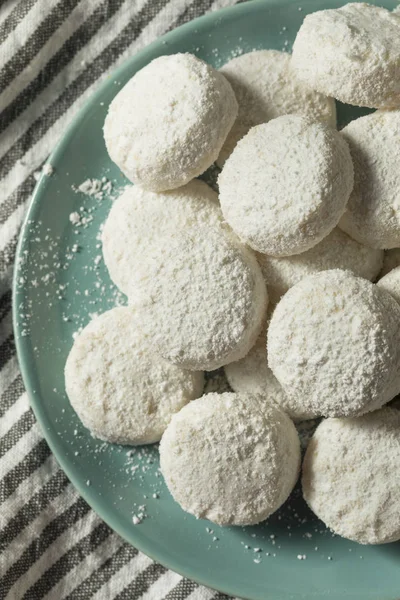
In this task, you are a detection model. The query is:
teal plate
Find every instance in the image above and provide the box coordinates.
[13,1,400,598]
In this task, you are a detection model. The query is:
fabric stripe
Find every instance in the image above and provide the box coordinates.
[47,534,125,600]
[0,289,12,322]
[0,0,23,28]
[0,200,27,253]
[0,171,37,226]
[1,0,61,59]
[0,334,15,370]
[0,308,12,347]
[0,0,97,114]
[0,0,81,95]
[0,469,69,551]
[0,0,38,48]
[0,0,147,165]
[0,437,50,503]
[0,232,19,277]
[0,408,35,458]
[0,375,25,419]
[114,563,168,600]
[0,496,91,598]
[2,483,79,573]
[0,421,43,480]
[139,569,182,600]
[0,453,59,527]
[187,588,222,600]
[0,0,126,138]
[65,543,138,600]
[0,362,22,418]
[90,553,154,600]
[0,389,28,431]
[164,579,198,600]
[22,521,112,600]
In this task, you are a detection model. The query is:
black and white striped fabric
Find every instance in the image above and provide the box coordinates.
[0,1,236,597]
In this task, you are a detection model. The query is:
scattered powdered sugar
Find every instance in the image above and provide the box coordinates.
[33,162,54,181]
[72,176,115,200]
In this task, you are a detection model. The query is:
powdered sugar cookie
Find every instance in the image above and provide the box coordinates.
[217,50,336,166]
[224,330,314,422]
[267,270,400,419]
[258,228,383,305]
[303,408,400,544]
[131,226,267,371]
[377,266,400,305]
[104,53,238,191]
[160,392,300,526]
[292,3,400,109]
[381,248,400,277]
[65,307,204,445]
[339,111,400,249]
[102,180,223,295]
[218,115,353,256]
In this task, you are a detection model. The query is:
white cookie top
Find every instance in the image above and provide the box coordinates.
[292,3,400,108]
[377,265,400,305]
[303,408,400,544]
[339,110,400,249]
[217,50,336,166]
[267,270,400,419]
[131,226,267,371]
[65,307,204,445]
[257,227,383,305]
[104,53,238,191]
[218,115,353,256]
[102,180,223,295]
[160,392,300,526]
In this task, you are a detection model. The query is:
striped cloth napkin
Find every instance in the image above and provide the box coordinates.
[0,1,236,598]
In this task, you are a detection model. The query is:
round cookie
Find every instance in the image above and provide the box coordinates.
[267,269,400,419]
[303,408,400,544]
[104,53,238,191]
[218,115,353,256]
[131,226,267,371]
[377,266,400,305]
[257,227,383,305]
[381,248,400,277]
[292,3,400,109]
[339,111,400,249]
[160,392,300,526]
[225,330,314,422]
[65,307,204,445]
[217,50,336,166]
[102,180,223,295]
